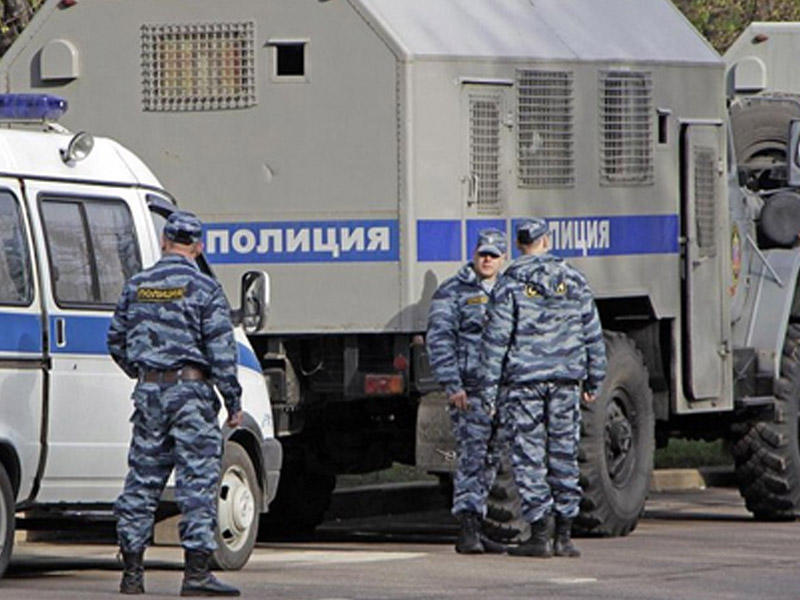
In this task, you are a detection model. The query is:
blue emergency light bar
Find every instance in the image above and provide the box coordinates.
[0,93,68,120]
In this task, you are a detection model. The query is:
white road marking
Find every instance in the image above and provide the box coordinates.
[547,577,598,585]
[247,550,427,565]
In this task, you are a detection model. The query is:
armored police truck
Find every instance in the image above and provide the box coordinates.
[0,93,279,577]
[5,0,800,538]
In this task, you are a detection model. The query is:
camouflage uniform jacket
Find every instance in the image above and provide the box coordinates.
[481,253,606,394]
[107,253,242,415]
[427,263,495,395]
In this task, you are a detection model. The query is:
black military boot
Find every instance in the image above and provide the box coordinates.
[119,549,144,594]
[180,550,240,597]
[554,516,581,557]
[455,511,484,554]
[507,514,554,558]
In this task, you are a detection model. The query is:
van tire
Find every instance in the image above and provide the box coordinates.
[211,442,260,571]
[0,462,14,578]
[575,332,654,537]
[730,319,800,519]
[730,95,800,171]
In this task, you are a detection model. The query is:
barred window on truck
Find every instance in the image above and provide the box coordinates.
[0,191,33,305]
[39,197,142,307]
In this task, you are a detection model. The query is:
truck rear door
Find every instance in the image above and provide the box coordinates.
[0,179,44,503]
[681,123,731,404]
[26,181,149,503]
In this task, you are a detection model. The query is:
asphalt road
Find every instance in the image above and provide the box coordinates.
[3,487,800,600]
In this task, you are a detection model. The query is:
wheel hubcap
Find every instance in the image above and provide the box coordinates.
[605,393,635,486]
[218,465,255,552]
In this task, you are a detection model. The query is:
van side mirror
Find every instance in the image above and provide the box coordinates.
[788,119,800,188]
[232,270,270,334]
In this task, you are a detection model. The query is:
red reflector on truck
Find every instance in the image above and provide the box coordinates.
[364,374,404,396]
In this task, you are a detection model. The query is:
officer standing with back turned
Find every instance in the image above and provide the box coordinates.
[108,211,242,596]
[481,218,606,558]
[427,228,508,554]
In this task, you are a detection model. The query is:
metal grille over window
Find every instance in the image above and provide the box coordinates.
[517,70,574,187]
[141,21,256,111]
[694,147,716,258]
[599,71,653,185]
[470,95,502,214]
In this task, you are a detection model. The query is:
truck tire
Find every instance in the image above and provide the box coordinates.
[730,96,800,171]
[482,455,528,544]
[575,331,654,537]
[211,442,260,571]
[483,332,654,540]
[258,440,335,539]
[0,462,13,578]
[730,322,800,519]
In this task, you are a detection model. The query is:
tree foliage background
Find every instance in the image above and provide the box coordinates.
[673,0,800,52]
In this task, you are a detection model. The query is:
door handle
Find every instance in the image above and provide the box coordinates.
[55,318,66,348]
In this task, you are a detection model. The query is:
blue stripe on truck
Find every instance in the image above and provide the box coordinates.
[417,214,680,262]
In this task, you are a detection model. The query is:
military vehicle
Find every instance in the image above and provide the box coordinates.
[3,0,800,539]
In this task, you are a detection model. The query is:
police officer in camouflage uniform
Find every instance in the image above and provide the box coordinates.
[481,219,606,558]
[108,211,242,596]
[427,228,507,554]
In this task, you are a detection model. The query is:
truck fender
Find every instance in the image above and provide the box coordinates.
[223,413,282,511]
[742,248,800,379]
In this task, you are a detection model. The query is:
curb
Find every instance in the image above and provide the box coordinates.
[650,466,736,492]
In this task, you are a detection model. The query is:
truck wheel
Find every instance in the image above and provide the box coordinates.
[211,442,260,571]
[0,462,14,578]
[730,96,800,172]
[575,331,654,537]
[731,322,800,519]
[482,454,528,544]
[258,440,335,539]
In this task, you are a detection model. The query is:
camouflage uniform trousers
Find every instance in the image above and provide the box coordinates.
[499,382,582,523]
[449,393,500,517]
[115,380,222,553]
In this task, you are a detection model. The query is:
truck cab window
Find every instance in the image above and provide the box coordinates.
[0,191,33,305]
[40,197,141,307]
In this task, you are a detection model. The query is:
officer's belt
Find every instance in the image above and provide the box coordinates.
[139,366,206,385]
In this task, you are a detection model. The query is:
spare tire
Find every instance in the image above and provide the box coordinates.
[730,95,800,171]
[759,191,800,248]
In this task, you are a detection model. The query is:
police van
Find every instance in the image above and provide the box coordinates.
[0,93,279,577]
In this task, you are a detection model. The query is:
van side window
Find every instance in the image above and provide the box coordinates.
[0,191,33,305]
[40,197,142,307]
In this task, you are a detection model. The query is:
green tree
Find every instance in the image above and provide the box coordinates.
[673,0,800,52]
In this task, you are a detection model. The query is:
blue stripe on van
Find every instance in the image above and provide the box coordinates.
[49,315,111,354]
[47,316,261,374]
[237,342,261,373]
[0,312,42,353]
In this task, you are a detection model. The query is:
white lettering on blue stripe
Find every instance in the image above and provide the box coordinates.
[204,224,394,260]
[549,219,611,254]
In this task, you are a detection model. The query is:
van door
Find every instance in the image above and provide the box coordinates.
[28,183,146,502]
[461,83,514,250]
[0,180,44,503]
[681,123,730,403]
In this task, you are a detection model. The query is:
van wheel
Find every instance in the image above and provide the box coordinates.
[211,442,260,571]
[0,462,14,578]
[575,332,654,537]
